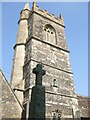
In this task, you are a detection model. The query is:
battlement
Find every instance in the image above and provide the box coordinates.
[30,1,65,27]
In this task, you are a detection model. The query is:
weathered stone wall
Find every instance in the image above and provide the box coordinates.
[31,39,71,72]
[29,39,75,95]
[10,8,30,105]
[28,14,33,38]
[23,38,80,118]
[23,9,80,118]
[11,9,30,88]
[10,45,25,105]
[11,45,25,88]
[29,60,80,118]
[17,9,30,44]
[0,69,22,118]
[28,13,67,51]
[78,95,90,118]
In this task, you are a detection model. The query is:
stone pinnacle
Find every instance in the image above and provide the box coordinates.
[24,1,30,10]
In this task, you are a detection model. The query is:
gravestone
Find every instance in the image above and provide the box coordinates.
[29,64,46,119]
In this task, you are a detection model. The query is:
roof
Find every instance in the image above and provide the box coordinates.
[0,68,23,109]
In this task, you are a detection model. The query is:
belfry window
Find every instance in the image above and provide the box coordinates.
[44,25,56,44]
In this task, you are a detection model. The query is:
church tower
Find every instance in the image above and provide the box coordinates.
[11,2,81,119]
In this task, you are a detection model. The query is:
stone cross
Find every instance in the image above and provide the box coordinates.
[33,64,46,86]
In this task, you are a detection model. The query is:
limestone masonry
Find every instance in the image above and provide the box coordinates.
[1,2,90,119]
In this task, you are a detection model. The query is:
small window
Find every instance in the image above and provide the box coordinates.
[58,114,61,120]
[53,113,56,120]
[53,79,57,87]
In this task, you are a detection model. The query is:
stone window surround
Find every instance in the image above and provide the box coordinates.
[44,24,57,45]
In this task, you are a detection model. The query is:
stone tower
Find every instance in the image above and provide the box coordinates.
[11,2,81,119]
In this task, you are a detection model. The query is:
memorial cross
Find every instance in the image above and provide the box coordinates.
[33,64,46,86]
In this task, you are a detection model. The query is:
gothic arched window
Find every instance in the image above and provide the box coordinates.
[44,25,56,45]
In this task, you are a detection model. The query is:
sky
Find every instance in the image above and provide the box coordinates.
[2,2,88,96]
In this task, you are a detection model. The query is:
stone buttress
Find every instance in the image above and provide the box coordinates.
[10,2,30,105]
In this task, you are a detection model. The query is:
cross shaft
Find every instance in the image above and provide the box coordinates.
[33,64,46,86]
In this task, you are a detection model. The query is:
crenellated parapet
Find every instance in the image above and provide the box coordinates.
[30,1,65,27]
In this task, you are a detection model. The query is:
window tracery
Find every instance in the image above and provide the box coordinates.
[44,25,56,44]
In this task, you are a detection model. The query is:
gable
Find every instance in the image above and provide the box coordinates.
[0,69,22,118]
